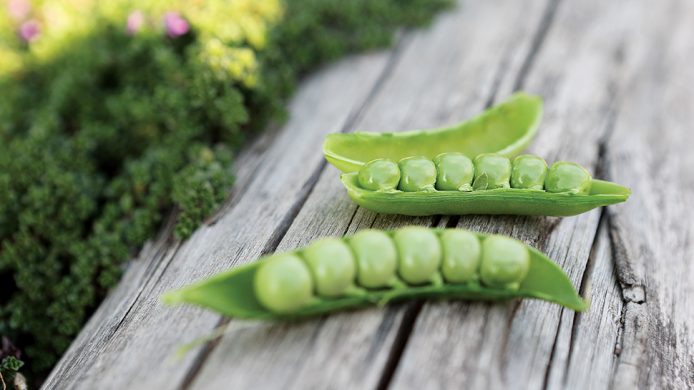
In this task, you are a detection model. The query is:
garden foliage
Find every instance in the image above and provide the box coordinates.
[0,0,450,380]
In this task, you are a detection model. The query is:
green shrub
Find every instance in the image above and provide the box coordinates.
[0,0,451,381]
[1,337,24,387]
[0,356,24,387]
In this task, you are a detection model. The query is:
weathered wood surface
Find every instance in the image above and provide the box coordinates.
[44,0,694,389]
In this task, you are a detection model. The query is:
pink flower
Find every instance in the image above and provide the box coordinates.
[126,10,145,35]
[19,19,40,42]
[163,11,189,38]
[8,0,31,21]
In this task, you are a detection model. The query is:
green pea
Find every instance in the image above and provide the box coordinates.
[393,227,441,285]
[473,153,512,190]
[545,161,592,194]
[254,254,314,313]
[511,154,548,190]
[358,159,401,191]
[302,237,356,297]
[349,229,398,288]
[479,235,530,290]
[398,156,437,192]
[440,230,481,283]
[433,152,474,191]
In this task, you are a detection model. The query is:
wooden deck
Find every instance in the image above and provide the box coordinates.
[44,0,694,389]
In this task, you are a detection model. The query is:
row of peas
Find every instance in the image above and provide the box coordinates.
[254,227,530,313]
[358,153,593,194]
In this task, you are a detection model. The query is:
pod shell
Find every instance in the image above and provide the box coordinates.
[340,173,630,217]
[162,228,588,320]
[323,93,543,173]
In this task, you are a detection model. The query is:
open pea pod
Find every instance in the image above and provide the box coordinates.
[162,227,587,320]
[323,92,543,173]
[340,153,630,217]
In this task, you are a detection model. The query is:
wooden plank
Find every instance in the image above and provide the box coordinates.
[43,51,394,389]
[603,0,694,387]
[551,222,623,390]
[189,1,550,389]
[389,0,652,388]
[391,1,694,389]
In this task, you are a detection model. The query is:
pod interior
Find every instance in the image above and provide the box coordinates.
[323,92,543,173]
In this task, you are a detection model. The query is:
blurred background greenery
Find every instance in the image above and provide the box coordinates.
[0,0,450,384]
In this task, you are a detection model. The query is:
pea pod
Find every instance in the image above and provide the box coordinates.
[341,153,630,217]
[323,92,543,173]
[161,227,588,319]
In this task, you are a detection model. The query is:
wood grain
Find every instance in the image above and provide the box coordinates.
[603,1,694,387]
[44,0,694,389]
[190,1,549,388]
[392,1,694,389]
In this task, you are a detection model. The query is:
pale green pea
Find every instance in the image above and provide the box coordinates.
[440,230,481,283]
[433,152,474,191]
[473,153,512,190]
[545,161,592,194]
[349,230,398,288]
[479,235,530,290]
[393,227,442,285]
[358,159,401,191]
[398,156,437,192]
[511,154,548,190]
[254,254,314,313]
[302,237,356,297]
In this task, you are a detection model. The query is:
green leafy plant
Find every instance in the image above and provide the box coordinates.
[0,0,451,382]
[1,337,24,388]
[0,356,24,384]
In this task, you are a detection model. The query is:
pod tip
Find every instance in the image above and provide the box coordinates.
[161,289,186,305]
[573,297,590,312]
